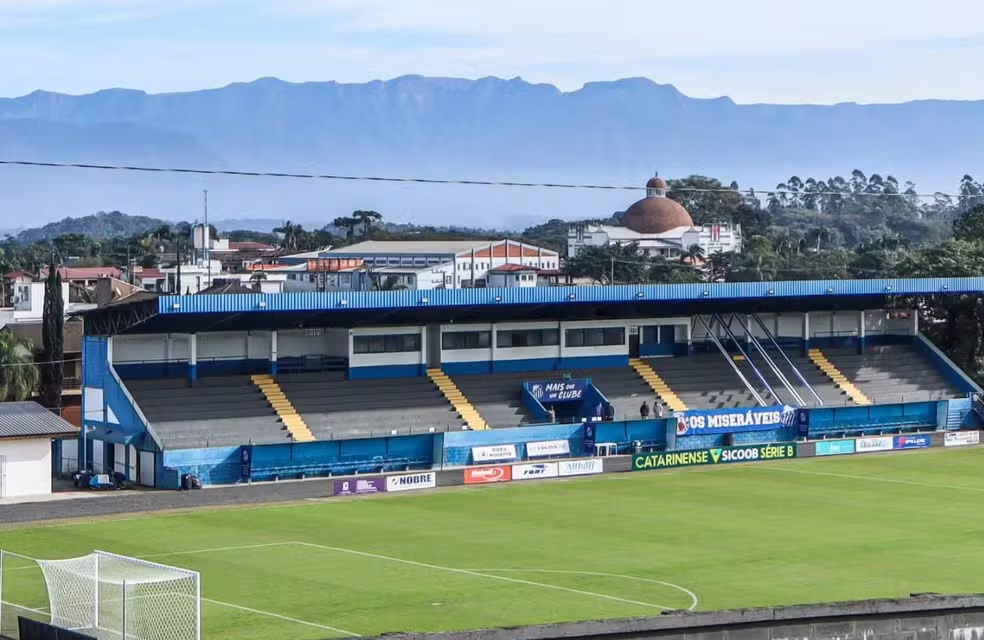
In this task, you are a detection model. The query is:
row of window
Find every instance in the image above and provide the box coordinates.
[353,334,421,354]
[437,328,627,351]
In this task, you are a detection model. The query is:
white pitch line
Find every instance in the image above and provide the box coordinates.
[755,465,984,493]
[292,541,674,611]
[3,547,361,638]
[462,569,699,611]
[136,541,297,560]
[202,597,360,637]
[1,600,48,615]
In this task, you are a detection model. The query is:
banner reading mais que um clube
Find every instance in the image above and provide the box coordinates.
[632,443,797,471]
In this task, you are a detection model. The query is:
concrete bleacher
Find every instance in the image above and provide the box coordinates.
[125,376,290,449]
[452,367,655,428]
[276,371,466,439]
[734,350,853,407]
[819,344,965,404]
[647,354,762,410]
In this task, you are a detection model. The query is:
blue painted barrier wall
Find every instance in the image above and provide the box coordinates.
[162,434,436,488]
[806,401,939,437]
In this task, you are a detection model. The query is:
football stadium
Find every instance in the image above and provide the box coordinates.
[3,276,984,640]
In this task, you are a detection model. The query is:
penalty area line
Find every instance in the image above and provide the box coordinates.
[201,597,360,637]
[291,541,675,612]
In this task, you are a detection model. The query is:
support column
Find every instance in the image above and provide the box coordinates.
[802,312,810,356]
[490,324,498,373]
[911,309,919,337]
[858,310,866,354]
[188,333,198,384]
[686,320,693,355]
[270,330,278,375]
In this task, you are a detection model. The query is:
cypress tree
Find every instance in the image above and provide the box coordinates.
[40,263,64,410]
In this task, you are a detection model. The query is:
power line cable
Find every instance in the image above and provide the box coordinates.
[0,159,978,200]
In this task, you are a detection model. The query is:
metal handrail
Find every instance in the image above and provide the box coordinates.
[714,314,776,406]
[733,315,806,406]
[751,313,823,406]
[695,315,766,406]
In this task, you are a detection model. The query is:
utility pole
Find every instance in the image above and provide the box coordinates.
[610,257,615,286]
[203,189,211,289]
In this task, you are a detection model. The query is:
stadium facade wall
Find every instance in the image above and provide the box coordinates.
[80,337,164,485]
[105,310,918,381]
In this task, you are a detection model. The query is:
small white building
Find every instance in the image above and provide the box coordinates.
[487,264,540,288]
[568,174,743,259]
[0,402,79,499]
[159,260,224,295]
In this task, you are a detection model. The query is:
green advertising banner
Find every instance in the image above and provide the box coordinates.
[632,443,797,471]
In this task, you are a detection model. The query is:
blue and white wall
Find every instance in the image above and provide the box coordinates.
[349,326,427,379]
[690,309,917,352]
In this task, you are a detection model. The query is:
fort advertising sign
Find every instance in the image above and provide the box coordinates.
[673,406,797,436]
[632,443,797,471]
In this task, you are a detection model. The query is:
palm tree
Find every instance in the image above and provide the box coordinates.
[0,332,39,401]
[680,244,705,265]
[248,271,267,291]
[274,221,299,251]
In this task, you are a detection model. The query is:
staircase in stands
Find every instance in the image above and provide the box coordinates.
[629,358,688,412]
[427,368,489,430]
[806,349,872,406]
[250,374,316,441]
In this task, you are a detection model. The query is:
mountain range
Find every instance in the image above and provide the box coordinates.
[1,75,982,228]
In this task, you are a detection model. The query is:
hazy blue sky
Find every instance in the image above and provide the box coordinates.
[1,0,983,104]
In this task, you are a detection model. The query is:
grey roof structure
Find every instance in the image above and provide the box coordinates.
[0,402,79,440]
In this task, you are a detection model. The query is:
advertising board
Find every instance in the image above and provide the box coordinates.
[527,379,588,403]
[526,440,571,457]
[464,466,512,484]
[855,436,894,453]
[557,459,604,477]
[673,406,797,436]
[472,444,518,463]
[333,477,386,496]
[944,431,981,447]
[386,472,437,492]
[512,462,559,481]
[894,434,931,450]
[816,440,855,456]
[633,443,797,471]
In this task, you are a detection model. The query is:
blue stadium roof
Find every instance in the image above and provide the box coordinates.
[82,277,984,336]
[157,277,983,315]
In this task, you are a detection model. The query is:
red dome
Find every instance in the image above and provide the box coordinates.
[646,176,668,190]
[623,197,694,234]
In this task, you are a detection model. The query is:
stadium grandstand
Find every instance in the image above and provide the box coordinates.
[73,277,984,488]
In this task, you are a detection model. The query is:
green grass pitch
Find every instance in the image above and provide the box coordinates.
[2,448,984,639]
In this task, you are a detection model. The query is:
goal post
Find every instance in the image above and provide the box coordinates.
[1,549,200,640]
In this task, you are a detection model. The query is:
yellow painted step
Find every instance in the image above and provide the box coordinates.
[629,358,688,412]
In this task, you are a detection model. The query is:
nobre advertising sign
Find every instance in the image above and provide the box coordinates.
[333,477,386,496]
[472,444,518,463]
[633,443,797,471]
[945,431,981,447]
[512,462,559,480]
[386,472,436,492]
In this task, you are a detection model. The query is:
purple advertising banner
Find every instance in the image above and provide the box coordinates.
[333,477,387,496]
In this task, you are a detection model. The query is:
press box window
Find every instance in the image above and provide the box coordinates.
[353,333,421,354]
[496,329,560,348]
[442,331,491,350]
[565,327,625,347]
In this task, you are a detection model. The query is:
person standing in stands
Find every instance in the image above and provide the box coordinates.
[548,405,556,423]
[595,401,604,419]
[640,401,650,420]
[655,401,665,418]
[605,403,615,421]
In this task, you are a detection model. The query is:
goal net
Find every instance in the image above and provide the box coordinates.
[1,550,200,640]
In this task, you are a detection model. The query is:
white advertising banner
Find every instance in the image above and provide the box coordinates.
[558,458,604,477]
[512,462,559,481]
[944,431,981,447]
[472,444,518,463]
[856,436,894,453]
[386,472,437,492]
[526,440,571,457]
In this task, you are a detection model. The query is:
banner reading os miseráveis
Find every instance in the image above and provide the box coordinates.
[673,406,797,436]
